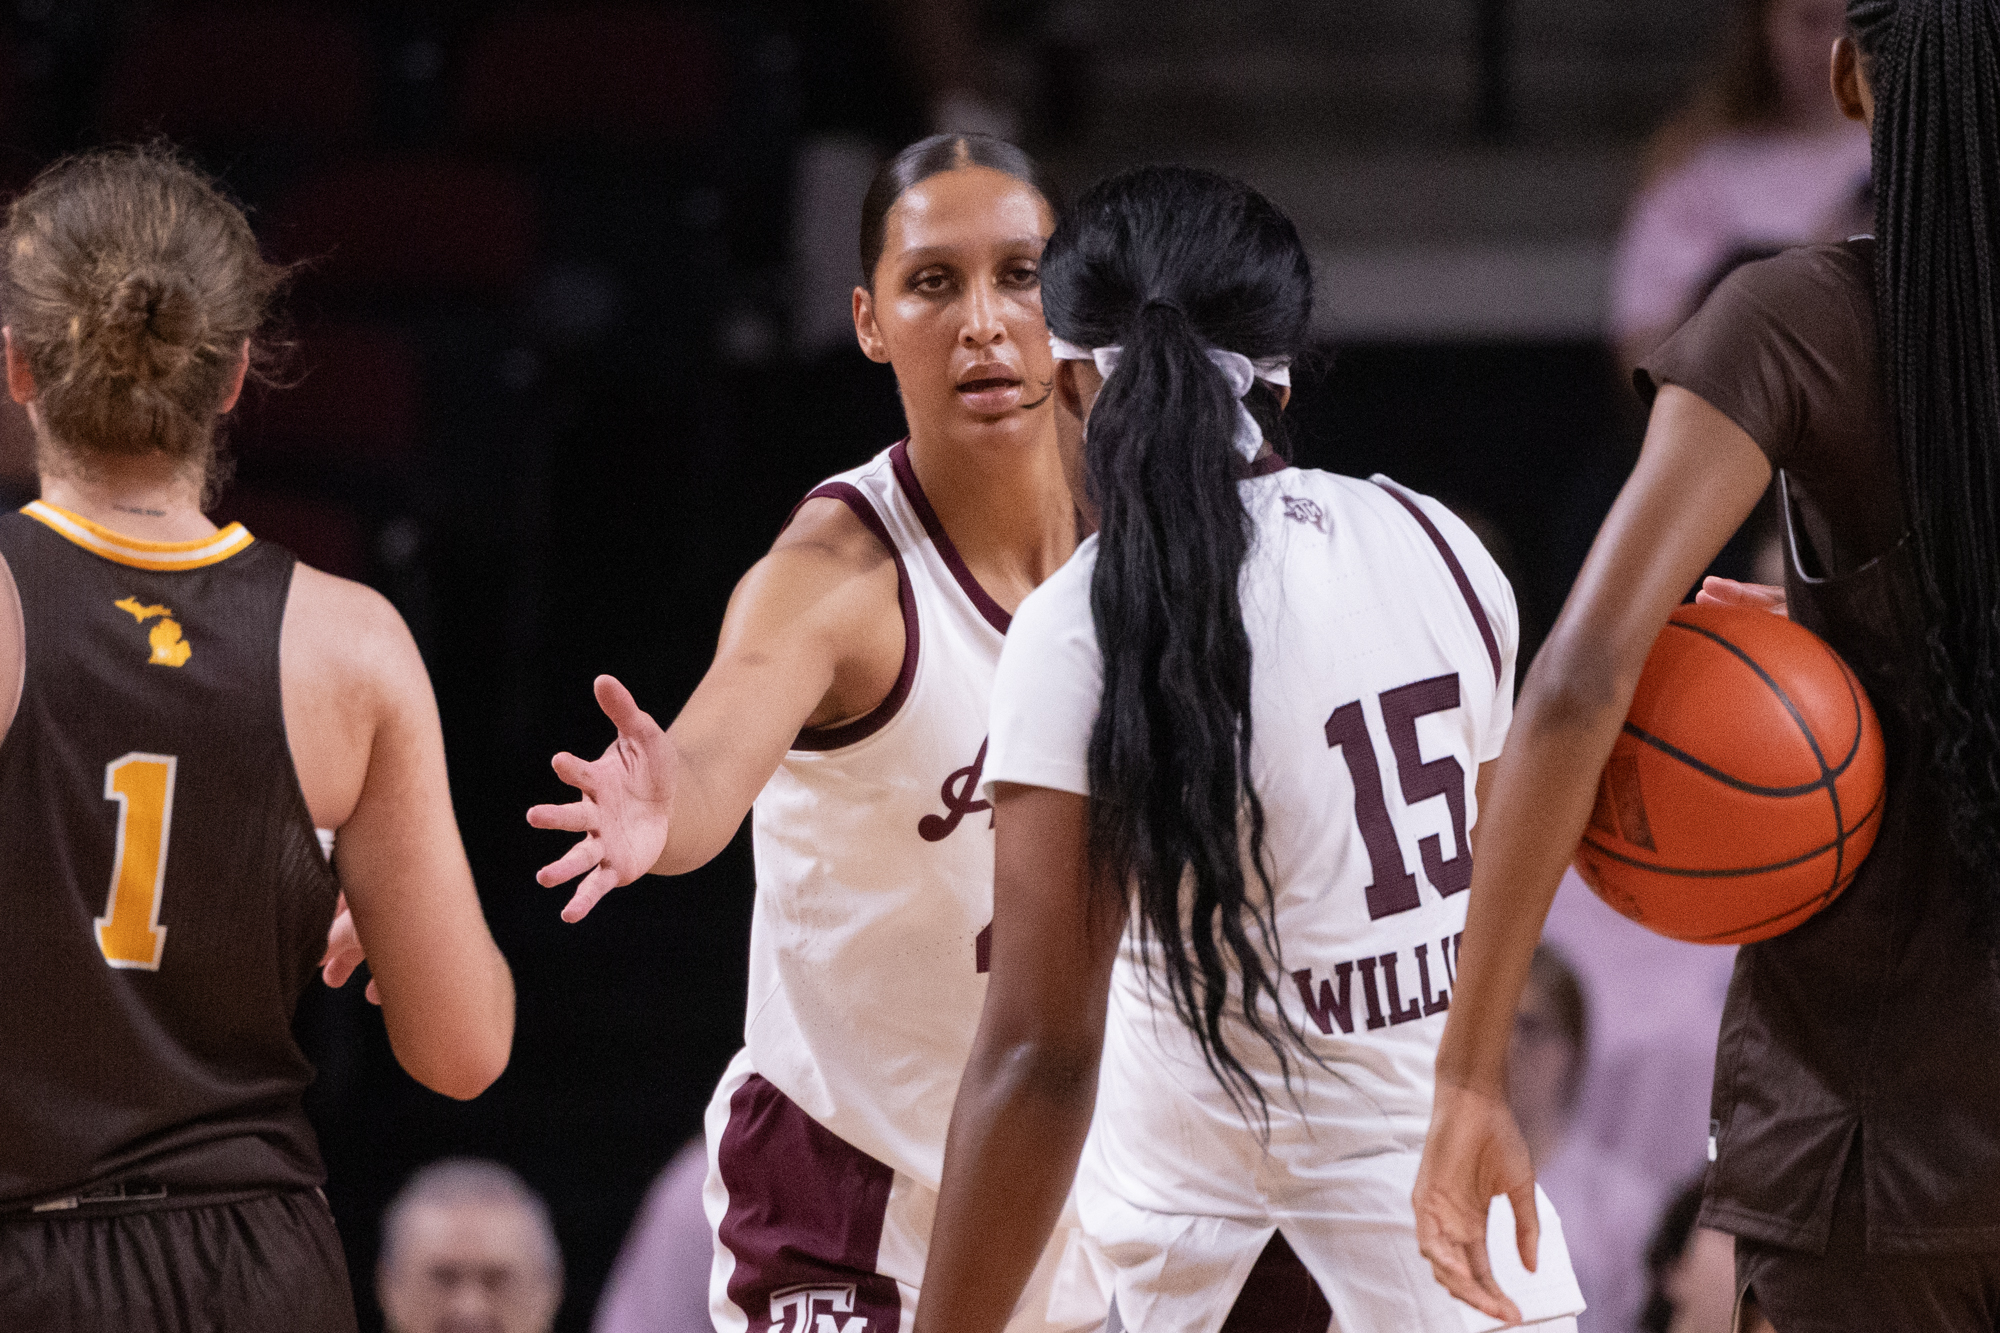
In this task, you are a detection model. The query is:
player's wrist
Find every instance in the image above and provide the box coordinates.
[1431,1045,1508,1100]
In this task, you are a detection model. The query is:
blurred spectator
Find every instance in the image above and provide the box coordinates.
[1509,945,1659,1333]
[379,1158,563,1333]
[1610,0,1869,369]
[1640,1178,1739,1333]
[593,1138,712,1333]
[1543,871,1735,1190]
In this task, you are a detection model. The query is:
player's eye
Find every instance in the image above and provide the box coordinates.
[1003,264,1040,288]
[909,269,952,295]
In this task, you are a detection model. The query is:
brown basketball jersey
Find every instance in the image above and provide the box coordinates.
[0,502,339,1209]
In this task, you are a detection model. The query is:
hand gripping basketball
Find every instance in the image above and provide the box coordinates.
[1577,604,1886,943]
[527,675,678,922]
[1694,576,1788,618]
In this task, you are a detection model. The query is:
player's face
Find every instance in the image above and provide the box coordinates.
[378,1201,560,1333]
[854,166,1057,446]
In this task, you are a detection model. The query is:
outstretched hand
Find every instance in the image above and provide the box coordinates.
[1412,1080,1539,1325]
[1696,576,1788,618]
[320,895,381,1004]
[526,675,679,922]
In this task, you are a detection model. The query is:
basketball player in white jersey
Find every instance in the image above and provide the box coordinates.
[527,136,1100,1333]
[913,167,1586,1332]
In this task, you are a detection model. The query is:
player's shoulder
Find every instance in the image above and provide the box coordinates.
[767,447,904,577]
[283,562,427,703]
[772,488,897,576]
[723,460,907,653]
[1258,467,1481,557]
[287,561,405,637]
[1363,474,1483,549]
[1739,236,1871,284]
[1717,238,1874,325]
[750,490,899,629]
[1323,471,1518,628]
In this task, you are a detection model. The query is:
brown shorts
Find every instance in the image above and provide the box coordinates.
[0,1188,357,1332]
[1736,1149,2000,1332]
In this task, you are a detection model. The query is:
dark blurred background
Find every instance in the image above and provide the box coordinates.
[0,2,1763,1327]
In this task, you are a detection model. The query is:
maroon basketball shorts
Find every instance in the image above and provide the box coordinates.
[701,1049,1103,1333]
[0,1187,358,1332]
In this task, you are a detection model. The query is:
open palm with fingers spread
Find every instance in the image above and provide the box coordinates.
[527,674,679,922]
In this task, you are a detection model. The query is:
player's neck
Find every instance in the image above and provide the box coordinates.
[38,462,216,543]
[905,423,1075,615]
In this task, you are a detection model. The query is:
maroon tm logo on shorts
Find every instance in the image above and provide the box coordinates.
[769,1284,869,1333]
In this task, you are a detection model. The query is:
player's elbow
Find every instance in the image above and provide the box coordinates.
[1520,630,1637,737]
[981,1033,1101,1110]
[438,1045,511,1101]
[388,967,516,1100]
[401,1020,513,1101]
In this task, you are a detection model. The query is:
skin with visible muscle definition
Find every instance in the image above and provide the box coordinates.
[1410,37,1877,1325]
[525,163,1072,917]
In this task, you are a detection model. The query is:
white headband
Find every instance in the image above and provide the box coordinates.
[1049,334,1290,461]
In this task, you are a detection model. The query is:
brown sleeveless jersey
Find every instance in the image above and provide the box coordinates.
[0,502,339,1209]
[1646,244,2000,1254]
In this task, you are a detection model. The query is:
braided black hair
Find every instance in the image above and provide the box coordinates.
[1848,0,2000,943]
[1040,167,1312,1117]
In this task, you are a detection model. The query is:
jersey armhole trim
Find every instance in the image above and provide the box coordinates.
[890,440,1012,635]
[789,482,920,752]
[1372,479,1503,686]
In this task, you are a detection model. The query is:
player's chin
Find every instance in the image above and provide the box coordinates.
[953,385,1025,418]
[956,397,1047,434]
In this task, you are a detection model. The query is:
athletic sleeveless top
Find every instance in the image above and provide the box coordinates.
[0,502,338,1210]
[745,441,1011,1188]
[987,470,1518,1164]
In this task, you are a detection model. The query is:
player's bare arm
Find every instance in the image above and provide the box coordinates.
[1415,385,1770,1317]
[915,783,1124,1333]
[528,492,904,920]
[287,565,513,1100]
[0,551,20,742]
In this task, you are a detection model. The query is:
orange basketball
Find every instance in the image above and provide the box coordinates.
[1574,603,1886,945]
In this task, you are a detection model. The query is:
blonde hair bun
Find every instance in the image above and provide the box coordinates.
[92,268,208,385]
[2,144,284,473]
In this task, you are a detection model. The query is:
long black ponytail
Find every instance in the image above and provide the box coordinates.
[1040,167,1313,1113]
[1848,0,2000,941]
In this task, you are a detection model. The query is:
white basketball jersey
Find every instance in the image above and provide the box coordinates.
[745,440,1010,1188]
[986,467,1519,1174]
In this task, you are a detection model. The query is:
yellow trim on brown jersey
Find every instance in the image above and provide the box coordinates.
[20,501,253,571]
